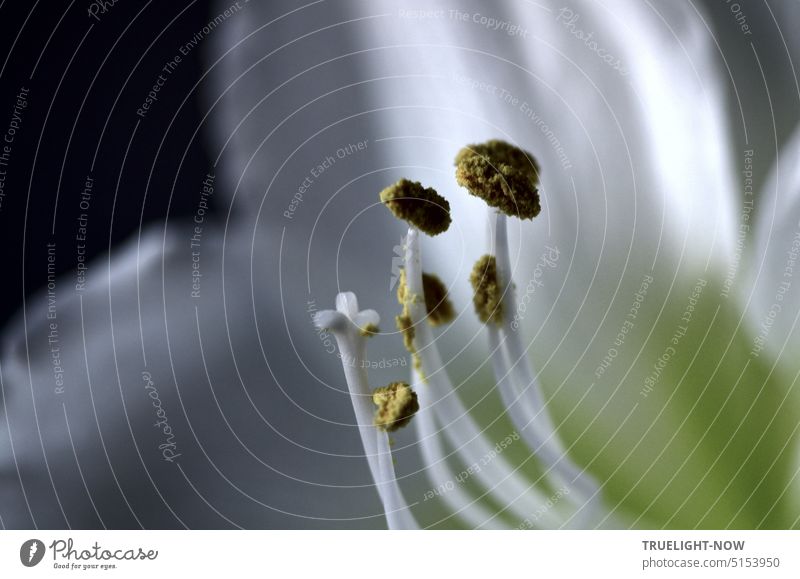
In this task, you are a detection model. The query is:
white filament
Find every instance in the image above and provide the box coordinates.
[316,295,418,529]
[491,213,604,517]
[404,228,563,527]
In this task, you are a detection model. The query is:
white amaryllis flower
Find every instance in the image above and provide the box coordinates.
[1,0,798,529]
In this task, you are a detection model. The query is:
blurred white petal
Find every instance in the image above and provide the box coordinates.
[746,123,800,362]
[0,224,412,528]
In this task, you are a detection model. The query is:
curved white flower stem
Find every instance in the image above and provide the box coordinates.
[318,298,418,530]
[374,430,419,529]
[488,328,599,529]
[491,213,603,510]
[404,228,562,527]
[413,368,507,529]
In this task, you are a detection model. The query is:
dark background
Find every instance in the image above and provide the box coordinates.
[1,0,797,331]
[0,1,217,329]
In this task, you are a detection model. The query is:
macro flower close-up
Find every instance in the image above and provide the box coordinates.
[0,1,799,571]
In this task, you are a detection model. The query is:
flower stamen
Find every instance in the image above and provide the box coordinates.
[373,381,420,432]
[421,272,455,326]
[380,178,452,235]
[470,254,503,325]
[313,292,418,529]
[387,194,561,526]
[455,140,541,220]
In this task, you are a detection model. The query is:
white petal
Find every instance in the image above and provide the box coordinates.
[0,224,394,528]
